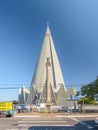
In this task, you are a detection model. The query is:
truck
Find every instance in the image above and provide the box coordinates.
[0,101,13,118]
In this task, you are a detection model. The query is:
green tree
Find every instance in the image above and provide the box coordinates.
[78,97,96,105]
[81,77,98,100]
[12,100,18,105]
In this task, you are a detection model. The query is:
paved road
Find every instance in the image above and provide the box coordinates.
[0,114,98,130]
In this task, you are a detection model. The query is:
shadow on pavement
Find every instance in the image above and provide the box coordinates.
[28,119,98,130]
[75,119,98,130]
[28,126,74,130]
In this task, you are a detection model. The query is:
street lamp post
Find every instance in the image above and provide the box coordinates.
[82,98,85,112]
[70,95,72,114]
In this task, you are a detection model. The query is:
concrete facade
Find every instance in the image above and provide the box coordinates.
[27,26,76,106]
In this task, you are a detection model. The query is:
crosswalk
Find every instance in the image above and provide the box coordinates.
[4,117,70,130]
[4,116,94,130]
[3,117,70,130]
[17,117,70,127]
[3,115,97,130]
[1,116,74,130]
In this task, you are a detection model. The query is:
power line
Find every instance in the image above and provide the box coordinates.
[0,83,86,87]
[0,87,20,89]
[0,84,30,86]
[0,84,86,90]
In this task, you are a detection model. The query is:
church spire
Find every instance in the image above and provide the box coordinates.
[27,25,66,105]
[46,22,51,36]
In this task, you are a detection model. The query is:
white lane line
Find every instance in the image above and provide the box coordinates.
[56,115,97,117]
[5,129,22,130]
[68,117,79,122]
[18,124,28,127]
[56,115,80,123]
[18,120,66,123]
[14,115,97,118]
[18,124,71,126]
[14,115,40,118]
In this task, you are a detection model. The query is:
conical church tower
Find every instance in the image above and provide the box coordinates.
[27,25,66,105]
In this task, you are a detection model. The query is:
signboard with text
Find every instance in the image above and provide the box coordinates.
[0,101,13,111]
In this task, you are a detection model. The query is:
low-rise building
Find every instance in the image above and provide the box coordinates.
[18,86,30,104]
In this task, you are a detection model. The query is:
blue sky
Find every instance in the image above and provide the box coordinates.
[0,0,98,101]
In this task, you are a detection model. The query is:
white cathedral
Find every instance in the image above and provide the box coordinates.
[18,25,76,106]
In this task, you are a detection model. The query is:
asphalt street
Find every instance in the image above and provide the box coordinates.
[0,114,98,130]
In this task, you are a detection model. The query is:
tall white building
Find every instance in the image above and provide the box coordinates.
[18,85,30,104]
[27,25,67,105]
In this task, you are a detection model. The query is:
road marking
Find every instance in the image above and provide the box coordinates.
[58,115,94,129]
[18,124,28,127]
[4,128,27,130]
[18,120,67,123]
[14,115,40,118]
[68,117,79,122]
[18,124,71,126]
[17,120,70,127]
[56,115,94,129]
[56,115,98,117]
[14,114,98,118]
[19,124,28,127]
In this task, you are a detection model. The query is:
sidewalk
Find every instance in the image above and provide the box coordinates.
[14,111,98,117]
